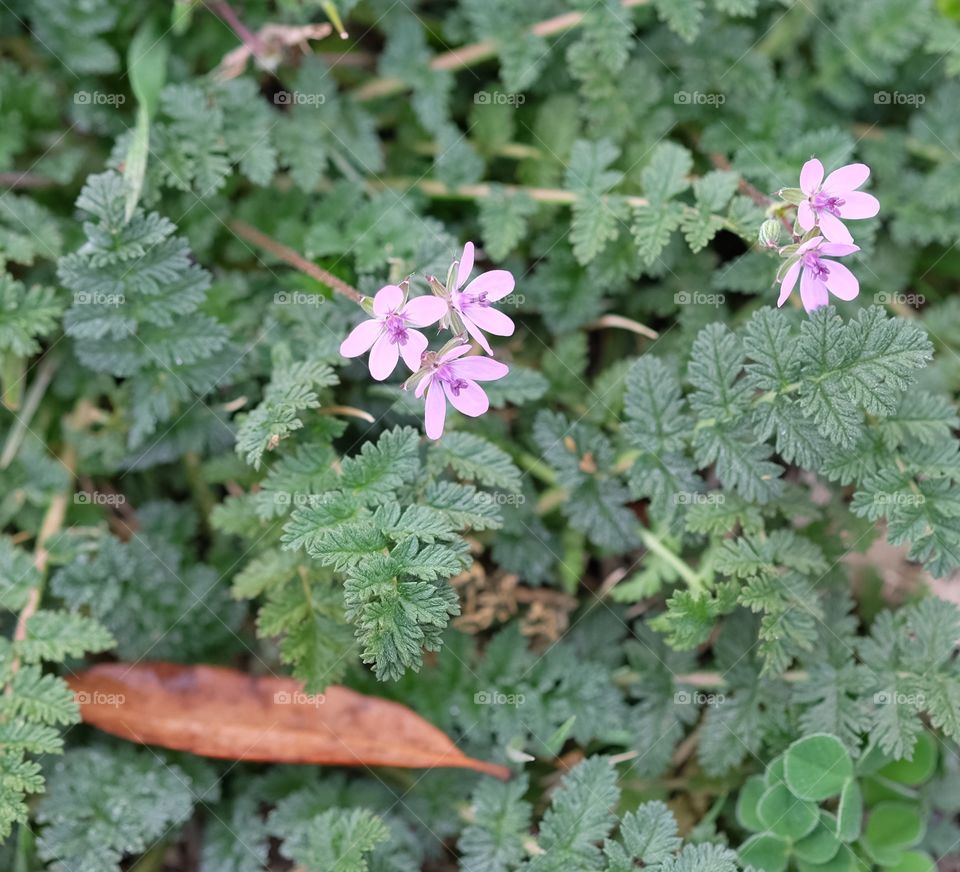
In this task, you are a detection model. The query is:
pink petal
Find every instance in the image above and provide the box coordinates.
[452,356,509,381]
[797,201,816,232]
[414,374,432,399]
[368,333,400,380]
[438,344,473,363]
[777,261,801,307]
[464,306,514,337]
[424,381,446,439]
[340,319,382,357]
[443,379,489,417]
[818,212,853,245]
[460,315,494,355]
[456,242,475,290]
[799,159,824,195]
[823,163,870,194]
[819,242,859,257]
[796,236,823,255]
[399,329,428,372]
[463,270,515,302]
[800,269,829,313]
[823,260,860,301]
[402,295,447,327]
[838,191,879,220]
[373,284,404,316]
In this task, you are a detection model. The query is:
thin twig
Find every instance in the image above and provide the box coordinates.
[207,0,268,63]
[0,172,58,190]
[7,445,77,684]
[368,176,649,208]
[0,354,60,469]
[352,0,651,102]
[585,314,659,340]
[229,220,364,303]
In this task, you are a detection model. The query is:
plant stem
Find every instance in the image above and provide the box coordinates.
[229,220,365,304]
[615,667,810,687]
[0,172,57,189]
[515,451,558,486]
[207,0,267,63]
[638,527,704,595]
[585,314,658,340]
[368,175,649,208]
[6,444,76,686]
[0,353,60,469]
[352,0,651,102]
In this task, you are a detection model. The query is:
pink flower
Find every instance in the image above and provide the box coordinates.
[409,344,509,440]
[340,284,447,380]
[797,159,880,245]
[446,242,516,354]
[777,236,860,313]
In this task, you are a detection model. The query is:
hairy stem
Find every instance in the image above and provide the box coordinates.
[229,220,365,303]
[638,527,705,595]
[6,444,77,685]
[352,0,651,101]
[207,0,267,62]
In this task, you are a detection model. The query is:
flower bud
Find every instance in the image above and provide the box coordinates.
[758,219,782,249]
[778,186,806,205]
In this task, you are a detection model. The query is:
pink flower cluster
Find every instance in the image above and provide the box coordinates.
[340,242,514,439]
[775,159,879,313]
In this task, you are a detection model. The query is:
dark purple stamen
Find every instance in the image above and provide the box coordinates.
[802,252,830,280]
[385,313,409,345]
[460,291,490,309]
[447,377,469,396]
[811,192,845,217]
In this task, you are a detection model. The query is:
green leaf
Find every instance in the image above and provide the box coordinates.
[738,832,789,872]
[632,201,684,266]
[877,731,937,785]
[794,812,841,864]
[124,20,168,220]
[478,188,536,260]
[863,801,925,853]
[735,774,767,832]
[757,783,819,838]
[528,757,619,870]
[835,778,862,843]
[641,142,693,204]
[784,733,854,801]
[428,432,522,492]
[614,800,681,865]
[37,747,198,872]
[458,775,531,872]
